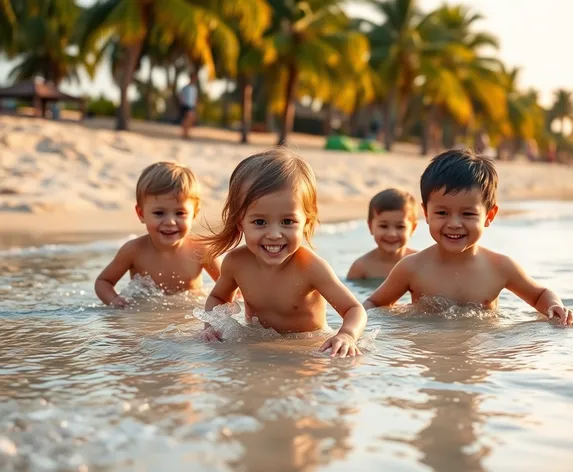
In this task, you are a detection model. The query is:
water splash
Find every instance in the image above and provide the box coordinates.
[187,302,379,355]
[370,295,500,320]
[118,274,205,311]
[188,303,282,343]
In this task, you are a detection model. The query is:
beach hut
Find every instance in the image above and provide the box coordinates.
[0,79,85,119]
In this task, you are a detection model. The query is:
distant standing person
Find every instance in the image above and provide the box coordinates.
[179,72,198,139]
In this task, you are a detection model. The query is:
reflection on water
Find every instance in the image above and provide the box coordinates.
[1,205,573,471]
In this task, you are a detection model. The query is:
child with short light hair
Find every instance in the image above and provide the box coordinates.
[201,148,367,357]
[95,161,220,307]
[364,149,572,326]
[347,188,418,280]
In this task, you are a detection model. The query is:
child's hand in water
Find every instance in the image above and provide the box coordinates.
[319,332,362,358]
[201,324,223,342]
[110,295,129,308]
[548,305,573,326]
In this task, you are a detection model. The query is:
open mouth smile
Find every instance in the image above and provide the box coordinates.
[444,234,466,240]
[160,230,179,236]
[262,245,286,255]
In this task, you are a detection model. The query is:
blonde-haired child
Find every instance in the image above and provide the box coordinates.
[201,148,367,357]
[95,161,220,307]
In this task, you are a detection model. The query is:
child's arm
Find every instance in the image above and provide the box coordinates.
[503,256,572,326]
[347,257,366,280]
[363,258,412,309]
[94,241,136,307]
[202,254,223,282]
[309,255,367,357]
[202,255,239,341]
[205,265,238,311]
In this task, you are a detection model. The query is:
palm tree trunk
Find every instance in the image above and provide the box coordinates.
[145,60,154,121]
[421,105,439,156]
[394,96,409,140]
[322,104,332,136]
[116,42,142,131]
[278,64,299,146]
[421,116,430,156]
[349,93,361,136]
[384,87,397,151]
[432,108,443,153]
[222,80,231,128]
[240,75,252,144]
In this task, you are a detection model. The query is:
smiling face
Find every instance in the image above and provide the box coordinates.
[368,210,416,255]
[136,193,196,248]
[424,187,498,254]
[239,187,307,267]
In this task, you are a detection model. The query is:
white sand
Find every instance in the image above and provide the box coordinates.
[2,115,573,239]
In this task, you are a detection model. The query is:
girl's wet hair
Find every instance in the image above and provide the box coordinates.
[203,147,318,262]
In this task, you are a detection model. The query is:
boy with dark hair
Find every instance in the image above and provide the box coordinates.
[348,188,418,280]
[364,149,572,326]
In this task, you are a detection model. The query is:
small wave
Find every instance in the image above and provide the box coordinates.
[0,235,136,258]
[188,303,282,343]
[501,201,573,223]
[317,219,360,235]
[370,295,500,320]
[186,303,379,355]
[118,274,205,311]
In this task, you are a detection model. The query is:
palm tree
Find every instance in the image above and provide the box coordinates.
[295,19,375,136]
[211,0,272,143]
[551,89,572,138]
[264,0,368,145]
[0,0,17,54]
[415,4,506,154]
[236,37,275,143]
[77,0,266,130]
[8,0,84,86]
[364,0,423,150]
[488,67,545,158]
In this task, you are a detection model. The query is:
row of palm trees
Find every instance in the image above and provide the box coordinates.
[1,0,572,156]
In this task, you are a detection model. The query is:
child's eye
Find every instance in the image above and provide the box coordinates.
[463,212,477,217]
[282,219,296,225]
[379,225,388,229]
[176,211,187,217]
[397,225,406,230]
[253,219,266,226]
[435,211,447,216]
[153,211,164,216]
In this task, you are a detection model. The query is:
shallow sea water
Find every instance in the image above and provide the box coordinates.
[1,201,573,471]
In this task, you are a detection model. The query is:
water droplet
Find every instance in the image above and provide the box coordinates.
[0,437,18,456]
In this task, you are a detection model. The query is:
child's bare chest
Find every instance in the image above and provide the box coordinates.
[364,259,395,279]
[238,270,314,308]
[412,263,504,308]
[131,252,203,292]
[236,270,325,331]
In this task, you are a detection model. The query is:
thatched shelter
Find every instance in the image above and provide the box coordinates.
[0,80,85,119]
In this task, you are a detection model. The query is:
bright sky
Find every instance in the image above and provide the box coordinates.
[0,0,571,107]
[347,0,573,107]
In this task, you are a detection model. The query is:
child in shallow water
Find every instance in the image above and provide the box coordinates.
[95,161,221,307]
[347,188,418,280]
[364,149,573,326]
[201,148,368,357]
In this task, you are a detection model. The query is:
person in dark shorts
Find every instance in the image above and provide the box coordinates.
[178,72,198,139]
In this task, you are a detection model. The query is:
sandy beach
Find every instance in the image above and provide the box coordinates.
[2,115,573,247]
